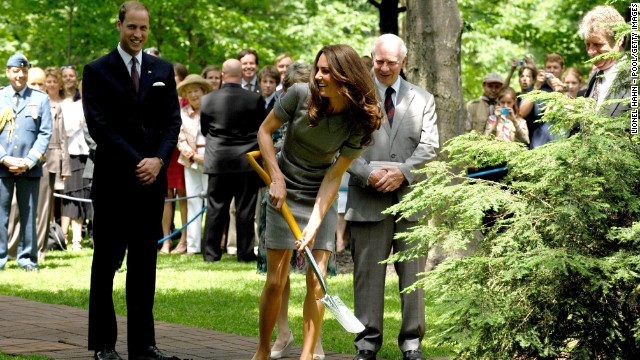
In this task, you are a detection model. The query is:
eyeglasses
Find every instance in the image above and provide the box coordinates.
[374,60,400,68]
[60,65,76,70]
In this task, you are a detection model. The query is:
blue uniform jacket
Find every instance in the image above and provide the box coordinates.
[0,86,52,177]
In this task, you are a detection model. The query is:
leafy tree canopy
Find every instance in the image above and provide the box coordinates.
[0,0,378,81]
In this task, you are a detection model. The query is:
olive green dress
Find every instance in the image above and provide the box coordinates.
[265,83,365,251]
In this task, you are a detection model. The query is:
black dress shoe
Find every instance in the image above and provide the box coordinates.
[353,350,376,360]
[94,347,122,360]
[403,349,426,360]
[22,264,39,272]
[238,253,258,262]
[129,345,180,360]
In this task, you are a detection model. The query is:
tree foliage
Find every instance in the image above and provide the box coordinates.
[387,37,639,357]
[0,0,377,80]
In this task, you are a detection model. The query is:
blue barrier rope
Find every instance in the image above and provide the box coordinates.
[157,205,207,244]
[467,166,508,178]
[52,193,94,203]
[53,192,206,203]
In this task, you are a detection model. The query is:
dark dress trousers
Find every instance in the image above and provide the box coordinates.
[200,82,266,262]
[82,49,181,353]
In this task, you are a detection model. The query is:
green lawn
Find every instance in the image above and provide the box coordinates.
[0,243,451,360]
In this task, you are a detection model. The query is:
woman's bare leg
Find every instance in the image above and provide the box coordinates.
[253,249,293,360]
[300,249,330,360]
[176,188,188,244]
[160,189,174,253]
[272,275,292,350]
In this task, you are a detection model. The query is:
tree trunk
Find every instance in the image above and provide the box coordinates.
[66,0,75,65]
[405,0,464,146]
[368,0,406,35]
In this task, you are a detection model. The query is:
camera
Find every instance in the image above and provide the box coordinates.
[517,59,525,67]
[545,73,553,80]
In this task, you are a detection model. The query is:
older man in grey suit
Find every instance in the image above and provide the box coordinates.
[579,5,629,118]
[345,34,439,360]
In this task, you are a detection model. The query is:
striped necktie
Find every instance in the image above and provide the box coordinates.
[591,70,603,101]
[385,87,395,127]
[131,57,140,93]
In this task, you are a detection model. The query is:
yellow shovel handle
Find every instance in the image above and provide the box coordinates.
[245,151,303,241]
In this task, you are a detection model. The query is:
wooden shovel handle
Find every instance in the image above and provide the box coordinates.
[245,150,330,296]
[245,151,303,241]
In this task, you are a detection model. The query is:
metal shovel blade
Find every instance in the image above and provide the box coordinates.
[319,294,365,334]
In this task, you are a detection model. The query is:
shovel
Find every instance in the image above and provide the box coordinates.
[245,150,365,334]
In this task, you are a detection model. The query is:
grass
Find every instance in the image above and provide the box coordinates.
[0,241,451,360]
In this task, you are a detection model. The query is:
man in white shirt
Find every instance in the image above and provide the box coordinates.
[578,5,629,117]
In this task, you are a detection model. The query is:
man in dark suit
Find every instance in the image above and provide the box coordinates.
[346,34,439,360]
[579,5,629,117]
[258,65,280,113]
[201,59,266,263]
[238,49,262,94]
[0,53,52,272]
[82,2,181,360]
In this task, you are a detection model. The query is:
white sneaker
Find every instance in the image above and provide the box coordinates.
[71,243,82,251]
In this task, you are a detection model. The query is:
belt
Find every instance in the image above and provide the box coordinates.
[196,145,206,148]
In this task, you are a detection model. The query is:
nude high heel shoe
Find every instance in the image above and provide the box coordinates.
[171,241,187,254]
[270,331,294,359]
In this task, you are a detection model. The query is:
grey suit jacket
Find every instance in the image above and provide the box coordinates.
[585,67,631,118]
[345,78,439,222]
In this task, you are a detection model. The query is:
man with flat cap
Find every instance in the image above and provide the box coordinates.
[465,72,504,134]
[0,53,52,272]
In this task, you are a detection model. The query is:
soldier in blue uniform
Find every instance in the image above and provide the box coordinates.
[0,54,52,271]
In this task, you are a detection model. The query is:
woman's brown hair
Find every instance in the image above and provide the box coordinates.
[498,86,519,114]
[307,44,383,146]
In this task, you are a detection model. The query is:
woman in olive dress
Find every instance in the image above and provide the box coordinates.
[252,44,383,360]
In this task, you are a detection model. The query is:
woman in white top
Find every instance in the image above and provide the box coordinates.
[60,81,91,250]
[173,75,213,254]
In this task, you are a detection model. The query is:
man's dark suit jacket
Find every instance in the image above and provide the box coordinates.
[200,82,266,173]
[82,48,181,353]
[200,82,266,262]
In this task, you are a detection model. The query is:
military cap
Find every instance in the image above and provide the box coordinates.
[6,53,31,69]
